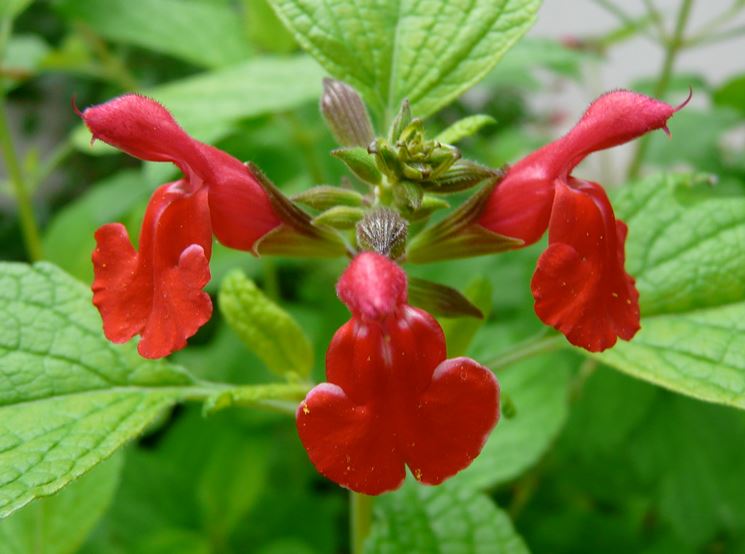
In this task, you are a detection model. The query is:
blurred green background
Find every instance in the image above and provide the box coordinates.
[2,0,745,553]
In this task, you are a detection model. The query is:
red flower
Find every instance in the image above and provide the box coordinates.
[81,94,280,358]
[478,90,687,352]
[296,253,499,495]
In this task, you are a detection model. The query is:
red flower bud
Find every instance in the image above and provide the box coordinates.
[297,253,500,494]
[478,90,686,351]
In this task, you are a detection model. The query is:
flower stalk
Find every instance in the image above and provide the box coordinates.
[351,492,374,554]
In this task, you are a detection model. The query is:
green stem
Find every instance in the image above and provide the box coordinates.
[626,0,694,181]
[351,492,373,554]
[484,334,565,371]
[0,96,43,261]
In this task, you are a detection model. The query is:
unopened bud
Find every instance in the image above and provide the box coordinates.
[356,208,408,259]
[320,78,375,148]
[332,147,382,185]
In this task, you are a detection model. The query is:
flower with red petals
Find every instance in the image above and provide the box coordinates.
[81,94,281,358]
[296,252,500,495]
[478,90,688,352]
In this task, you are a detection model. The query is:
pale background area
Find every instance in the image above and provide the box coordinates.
[524,0,745,183]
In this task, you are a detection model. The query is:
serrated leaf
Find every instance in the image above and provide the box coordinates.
[0,454,123,554]
[593,174,745,409]
[74,56,325,153]
[56,0,251,68]
[269,0,541,122]
[365,479,529,554]
[0,262,198,517]
[435,114,497,144]
[454,350,571,490]
[218,270,313,378]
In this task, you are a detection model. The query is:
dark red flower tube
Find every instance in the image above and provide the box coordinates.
[478,90,686,352]
[296,253,500,494]
[81,94,281,357]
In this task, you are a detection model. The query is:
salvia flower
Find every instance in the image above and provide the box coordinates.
[478,90,688,352]
[80,94,281,358]
[296,252,500,495]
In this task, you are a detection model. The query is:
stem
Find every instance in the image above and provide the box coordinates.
[626,0,694,181]
[350,492,373,554]
[0,96,43,261]
[484,334,565,371]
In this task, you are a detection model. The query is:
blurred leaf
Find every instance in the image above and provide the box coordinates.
[133,529,211,554]
[197,435,268,541]
[1,34,49,91]
[454,348,572,490]
[73,55,324,153]
[0,454,122,554]
[0,262,197,517]
[714,74,745,117]
[595,173,745,409]
[269,0,541,121]
[435,114,496,144]
[219,270,314,379]
[0,0,32,18]
[242,0,297,53]
[366,479,529,553]
[646,108,741,172]
[43,170,149,282]
[630,395,745,546]
[484,37,593,90]
[441,276,493,357]
[56,0,251,68]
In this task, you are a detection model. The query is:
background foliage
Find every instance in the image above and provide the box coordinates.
[1,0,745,552]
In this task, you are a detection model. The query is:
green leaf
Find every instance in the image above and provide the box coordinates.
[435,114,496,144]
[43,170,148,283]
[1,34,50,91]
[408,277,483,319]
[0,454,123,554]
[365,479,529,554]
[0,262,198,517]
[56,0,251,68]
[454,350,571,490]
[714,75,745,117]
[219,270,314,379]
[594,173,745,409]
[74,56,325,153]
[268,0,541,121]
[332,147,382,184]
[441,277,493,358]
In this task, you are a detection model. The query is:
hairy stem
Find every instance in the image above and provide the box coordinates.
[0,97,44,261]
[626,0,694,180]
[351,492,373,554]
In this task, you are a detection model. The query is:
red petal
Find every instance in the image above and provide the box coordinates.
[479,90,682,245]
[92,183,213,358]
[296,383,405,495]
[531,180,640,352]
[80,94,209,176]
[402,357,499,485]
[200,144,280,251]
[545,90,679,176]
[336,253,407,320]
[477,165,555,245]
[300,303,496,494]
